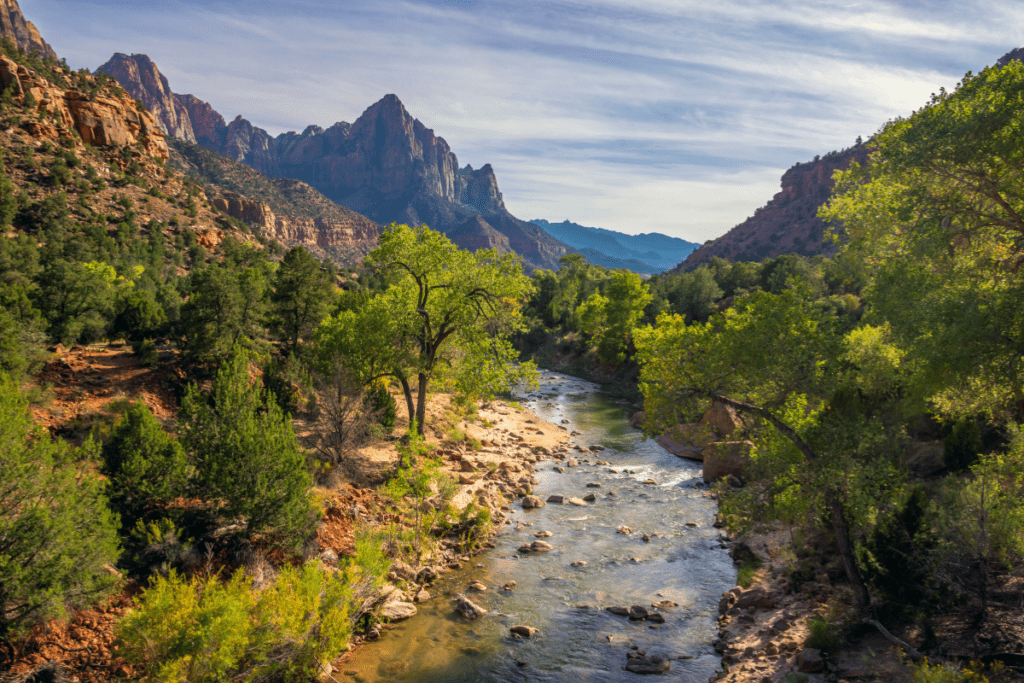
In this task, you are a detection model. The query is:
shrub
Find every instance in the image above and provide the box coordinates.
[117,557,384,682]
[131,338,159,366]
[945,418,982,472]
[179,346,315,547]
[101,401,189,524]
[912,659,992,683]
[365,381,397,434]
[805,617,841,653]
[0,374,121,635]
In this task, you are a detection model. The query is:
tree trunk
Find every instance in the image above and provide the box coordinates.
[710,391,873,615]
[415,372,429,436]
[398,376,415,430]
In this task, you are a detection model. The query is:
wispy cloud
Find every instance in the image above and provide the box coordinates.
[26,0,1015,240]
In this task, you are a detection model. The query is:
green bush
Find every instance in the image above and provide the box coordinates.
[912,659,992,683]
[117,557,383,682]
[101,401,189,524]
[179,346,315,547]
[365,382,397,434]
[131,338,159,366]
[0,374,121,635]
[805,617,841,653]
[945,419,982,472]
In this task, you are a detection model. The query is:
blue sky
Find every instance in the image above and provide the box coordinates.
[23,0,1021,242]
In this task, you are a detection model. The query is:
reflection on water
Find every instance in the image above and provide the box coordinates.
[337,370,735,682]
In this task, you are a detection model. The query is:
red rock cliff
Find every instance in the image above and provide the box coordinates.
[677,145,868,270]
[0,0,57,61]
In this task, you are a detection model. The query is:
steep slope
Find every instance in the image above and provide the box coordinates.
[0,0,56,60]
[96,53,196,141]
[169,138,379,265]
[676,144,869,270]
[530,219,698,273]
[101,53,573,271]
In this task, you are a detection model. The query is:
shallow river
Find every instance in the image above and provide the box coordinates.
[338,369,736,682]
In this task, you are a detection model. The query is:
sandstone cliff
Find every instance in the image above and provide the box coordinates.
[96,53,196,142]
[170,138,379,265]
[676,145,868,270]
[0,54,167,160]
[0,0,57,61]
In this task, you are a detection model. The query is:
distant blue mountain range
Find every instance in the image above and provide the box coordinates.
[530,219,699,274]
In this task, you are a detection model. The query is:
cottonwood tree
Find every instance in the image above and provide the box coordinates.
[635,290,910,617]
[325,223,536,435]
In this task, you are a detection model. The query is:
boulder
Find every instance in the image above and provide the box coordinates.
[414,589,431,602]
[567,497,587,506]
[630,411,646,428]
[606,606,630,616]
[628,605,649,620]
[624,654,671,674]
[454,594,487,619]
[701,400,743,438]
[521,495,546,509]
[796,648,825,673]
[702,441,753,483]
[381,601,417,621]
[469,581,487,591]
[655,423,715,460]
[546,494,565,504]
[510,625,538,637]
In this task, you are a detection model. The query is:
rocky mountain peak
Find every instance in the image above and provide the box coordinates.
[96,53,196,142]
[0,0,57,61]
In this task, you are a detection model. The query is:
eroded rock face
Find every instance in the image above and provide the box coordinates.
[208,188,378,263]
[676,145,869,269]
[96,53,196,142]
[176,93,226,149]
[0,55,167,160]
[0,0,57,61]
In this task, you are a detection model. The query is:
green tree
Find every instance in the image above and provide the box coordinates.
[269,246,335,349]
[822,58,1024,423]
[360,224,536,435]
[178,347,314,546]
[0,374,121,635]
[598,270,652,362]
[635,290,909,615]
[101,401,190,523]
[179,261,267,364]
[34,258,114,344]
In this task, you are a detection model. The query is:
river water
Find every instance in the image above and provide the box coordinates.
[337,369,735,682]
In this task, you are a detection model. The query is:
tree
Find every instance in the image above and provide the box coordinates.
[179,261,268,364]
[34,258,114,344]
[822,58,1024,422]
[101,401,190,524]
[0,374,120,635]
[178,347,314,547]
[359,224,536,435]
[635,290,909,616]
[269,246,335,349]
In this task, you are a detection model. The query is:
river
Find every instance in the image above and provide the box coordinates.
[336,368,736,682]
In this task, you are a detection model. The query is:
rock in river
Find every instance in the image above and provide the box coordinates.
[510,625,538,638]
[625,654,671,674]
[522,495,546,509]
[454,594,487,619]
[381,601,417,621]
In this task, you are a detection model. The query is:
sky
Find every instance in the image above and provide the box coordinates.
[22,0,1022,242]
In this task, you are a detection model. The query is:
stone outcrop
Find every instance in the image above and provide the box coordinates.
[96,53,196,141]
[208,188,378,264]
[0,0,57,61]
[676,145,869,270]
[175,93,226,149]
[702,441,753,484]
[0,55,167,160]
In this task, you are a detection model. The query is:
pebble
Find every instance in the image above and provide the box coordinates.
[534,530,553,537]
[583,493,597,502]
[567,497,587,506]
[469,581,487,592]
[617,526,633,534]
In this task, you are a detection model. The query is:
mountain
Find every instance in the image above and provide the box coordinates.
[96,53,196,141]
[675,144,869,271]
[0,0,57,61]
[530,219,698,273]
[97,54,573,272]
